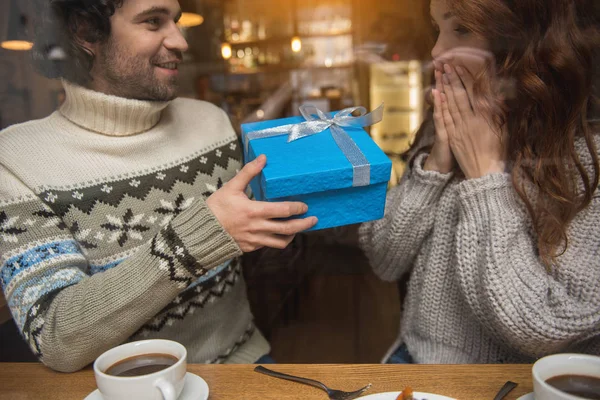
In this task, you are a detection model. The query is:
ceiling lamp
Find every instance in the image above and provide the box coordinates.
[1,0,33,51]
[178,12,204,28]
[221,43,232,60]
[1,40,33,51]
[291,36,302,53]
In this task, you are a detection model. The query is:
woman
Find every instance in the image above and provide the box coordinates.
[359,0,600,364]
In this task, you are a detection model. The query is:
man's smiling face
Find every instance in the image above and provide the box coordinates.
[88,0,189,101]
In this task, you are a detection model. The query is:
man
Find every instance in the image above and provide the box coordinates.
[0,0,316,372]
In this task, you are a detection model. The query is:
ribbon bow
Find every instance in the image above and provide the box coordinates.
[244,103,384,187]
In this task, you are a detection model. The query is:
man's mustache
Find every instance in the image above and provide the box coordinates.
[152,51,183,64]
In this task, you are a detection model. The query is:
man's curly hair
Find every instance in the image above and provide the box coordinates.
[32,0,124,85]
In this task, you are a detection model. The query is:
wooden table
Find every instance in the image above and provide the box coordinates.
[0,363,533,399]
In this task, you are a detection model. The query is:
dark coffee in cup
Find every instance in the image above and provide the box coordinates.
[545,374,600,399]
[105,353,179,377]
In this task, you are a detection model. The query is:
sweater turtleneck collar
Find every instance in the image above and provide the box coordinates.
[59,80,171,136]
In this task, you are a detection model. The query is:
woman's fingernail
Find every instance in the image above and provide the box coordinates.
[444,64,451,73]
[456,65,464,75]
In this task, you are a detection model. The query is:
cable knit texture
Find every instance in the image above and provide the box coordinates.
[0,81,269,372]
[359,145,600,364]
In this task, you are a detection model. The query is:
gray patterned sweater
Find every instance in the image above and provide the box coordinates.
[359,141,600,364]
[0,81,269,372]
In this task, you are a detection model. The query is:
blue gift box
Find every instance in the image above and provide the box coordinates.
[241,107,392,231]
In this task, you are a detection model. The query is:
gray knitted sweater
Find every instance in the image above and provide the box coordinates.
[359,140,600,364]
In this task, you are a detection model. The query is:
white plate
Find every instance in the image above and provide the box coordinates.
[84,372,209,400]
[358,391,455,400]
[516,393,534,400]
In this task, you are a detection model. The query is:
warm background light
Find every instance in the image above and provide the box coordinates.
[221,43,232,60]
[291,36,302,53]
[178,12,204,27]
[1,40,33,51]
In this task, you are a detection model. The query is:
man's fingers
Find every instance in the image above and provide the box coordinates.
[256,234,296,250]
[252,201,309,219]
[226,155,266,192]
[256,216,318,236]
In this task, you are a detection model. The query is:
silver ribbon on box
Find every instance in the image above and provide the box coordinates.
[244,104,384,187]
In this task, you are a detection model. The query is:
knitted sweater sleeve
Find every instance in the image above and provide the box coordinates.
[0,164,241,372]
[455,172,600,358]
[358,153,454,281]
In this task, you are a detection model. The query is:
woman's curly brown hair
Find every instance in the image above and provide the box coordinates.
[409,0,600,266]
[31,0,124,85]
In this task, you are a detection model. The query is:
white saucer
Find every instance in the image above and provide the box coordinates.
[517,393,534,400]
[84,372,209,400]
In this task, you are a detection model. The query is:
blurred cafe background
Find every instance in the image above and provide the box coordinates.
[0,0,435,363]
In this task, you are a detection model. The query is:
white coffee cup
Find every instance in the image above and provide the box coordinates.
[532,353,600,400]
[93,339,187,400]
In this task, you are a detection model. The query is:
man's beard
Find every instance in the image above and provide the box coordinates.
[95,40,181,101]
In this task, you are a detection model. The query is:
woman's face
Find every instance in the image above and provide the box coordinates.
[430,0,492,77]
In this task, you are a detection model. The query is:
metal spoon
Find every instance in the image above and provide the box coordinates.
[493,381,518,400]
